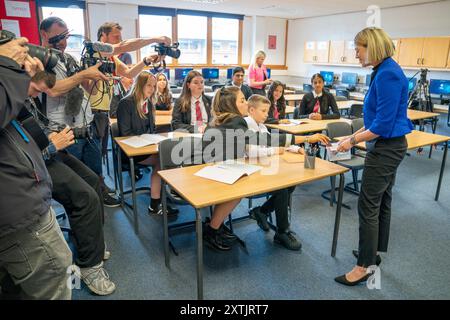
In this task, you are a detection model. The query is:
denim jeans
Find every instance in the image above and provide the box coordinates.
[66,136,102,176]
[0,208,72,300]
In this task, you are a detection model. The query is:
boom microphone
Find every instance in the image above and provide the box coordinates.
[90,41,114,54]
[65,86,85,117]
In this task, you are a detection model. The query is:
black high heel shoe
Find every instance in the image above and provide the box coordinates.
[334,272,373,286]
[352,250,382,266]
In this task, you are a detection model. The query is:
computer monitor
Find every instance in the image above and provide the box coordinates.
[320,71,334,85]
[174,68,193,81]
[429,79,450,95]
[266,68,271,79]
[408,78,417,92]
[202,68,219,80]
[366,74,371,86]
[150,68,170,80]
[227,68,234,80]
[341,72,358,85]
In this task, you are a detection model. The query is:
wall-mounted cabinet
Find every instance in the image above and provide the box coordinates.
[304,41,329,63]
[305,36,450,71]
[396,37,449,68]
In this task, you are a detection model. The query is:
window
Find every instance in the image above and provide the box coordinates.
[139,14,173,63]
[212,18,239,65]
[177,15,207,64]
[41,6,85,60]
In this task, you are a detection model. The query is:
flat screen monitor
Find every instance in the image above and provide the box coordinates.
[320,71,334,85]
[366,74,371,86]
[151,69,170,80]
[341,72,358,85]
[266,68,271,79]
[174,68,193,81]
[408,78,417,92]
[429,79,450,95]
[202,68,219,80]
[227,68,234,80]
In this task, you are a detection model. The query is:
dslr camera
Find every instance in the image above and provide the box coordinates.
[80,40,115,75]
[153,42,181,59]
[56,124,90,140]
[0,30,60,71]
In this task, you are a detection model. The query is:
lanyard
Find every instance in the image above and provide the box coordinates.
[11,119,30,143]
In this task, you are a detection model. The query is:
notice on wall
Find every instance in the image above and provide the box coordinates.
[268,35,277,50]
[1,19,21,36]
[5,0,31,18]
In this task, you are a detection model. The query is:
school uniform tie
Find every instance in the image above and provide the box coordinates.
[195,100,203,126]
[313,98,320,113]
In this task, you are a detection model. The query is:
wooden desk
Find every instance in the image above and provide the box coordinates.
[159,156,349,299]
[286,105,295,115]
[433,104,449,114]
[284,94,305,107]
[114,131,196,233]
[110,115,172,128]
[267,118,352,135]
[336,100,362,110]
[407,109,439,121]
[349,92,365,101]
[336,130,449,201]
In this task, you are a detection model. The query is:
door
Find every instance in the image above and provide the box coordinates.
[421,37,450,68]
[398,38,424,67]
[329,40,345,64]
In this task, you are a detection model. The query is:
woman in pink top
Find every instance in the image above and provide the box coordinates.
[248,50,273,96]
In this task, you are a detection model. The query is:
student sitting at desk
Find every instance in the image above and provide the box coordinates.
[117,71,178,216]
[202,86,330,251]
[153,72,173,115]
[266,80,290,124]
[244,95,302,241]
[171,70,212,133]
[294,73,340,120]
[227,66,253,100]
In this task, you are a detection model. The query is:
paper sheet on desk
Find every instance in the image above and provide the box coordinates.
[287,119,308,125]
[326,143,351,161]
[121,134,169,148]
[194,161,263,184]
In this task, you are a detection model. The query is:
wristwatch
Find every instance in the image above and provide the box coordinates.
[143,57,151,66]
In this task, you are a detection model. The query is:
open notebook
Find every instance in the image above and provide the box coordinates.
[120,134,169,148]
[195,160,263,185]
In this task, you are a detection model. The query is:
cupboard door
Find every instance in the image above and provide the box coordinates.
[304,41,316,63]
[316,41,330,63]
[398,38,424,67]
[422,37,450,68]
[329,41,344,64]
[344,41,359,64]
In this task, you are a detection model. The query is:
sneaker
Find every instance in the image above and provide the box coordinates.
[80,262,116,296]
[203,224,232,251]
[249,206,270,232]
[103,250,111,261]
[148,204,162,215]
[103,193,121,207]
[274,230,302,251]
[106,186,116,196]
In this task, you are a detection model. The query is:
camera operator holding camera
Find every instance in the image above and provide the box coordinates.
[24,71,116,296]
[0,37,72,300]
[38,17,121,207]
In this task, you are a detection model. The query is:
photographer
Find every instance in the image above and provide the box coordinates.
[26,71,116,296]
[38,17,120,207]
[0,37,72,299]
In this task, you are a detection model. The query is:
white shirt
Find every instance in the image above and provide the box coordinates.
[244,116,276,158]
[312,91,323,99]
[190,96,208,127]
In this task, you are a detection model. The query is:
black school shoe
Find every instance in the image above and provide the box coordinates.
[148,204,179,216]
[274,230,302,251]
[103,193,121,207]
[249,206,270,232]
[203,224,232,251]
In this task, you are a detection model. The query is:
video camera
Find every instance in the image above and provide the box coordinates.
[0,30,61,72]
[80,40,115,75]
[151,42,181,72]
[419,68,428,84]
[56,124,90,140]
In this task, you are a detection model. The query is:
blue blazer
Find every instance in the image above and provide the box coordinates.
[364,57,413,138]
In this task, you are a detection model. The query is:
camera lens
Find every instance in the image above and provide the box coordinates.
[167,47,181,59]
[26,44,60,71]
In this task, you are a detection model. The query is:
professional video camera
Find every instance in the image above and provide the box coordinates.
[56,123,90,139]
[152,42,181,72]
[80,40,115,75]
[0,30,61,71]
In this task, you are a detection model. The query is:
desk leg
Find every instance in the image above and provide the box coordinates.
[162,182,170,268]
[331,173,345,257]
[196,208,204,300]
[435,141,448,201]
[117,148,124,208]
[130,157,139,234]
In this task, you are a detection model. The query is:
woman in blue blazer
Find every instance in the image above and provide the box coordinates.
[335,27,413,286]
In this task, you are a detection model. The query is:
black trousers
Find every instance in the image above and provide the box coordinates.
[260,187,295,233]
[46,151,105,268]
[357,136,407,267]
[251,88,266,96]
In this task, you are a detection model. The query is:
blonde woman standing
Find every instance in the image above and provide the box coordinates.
[248,50,272,96]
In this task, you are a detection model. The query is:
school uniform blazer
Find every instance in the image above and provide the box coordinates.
[295,90,340,120]
[171,95,212,133]
[116,95,156,136]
